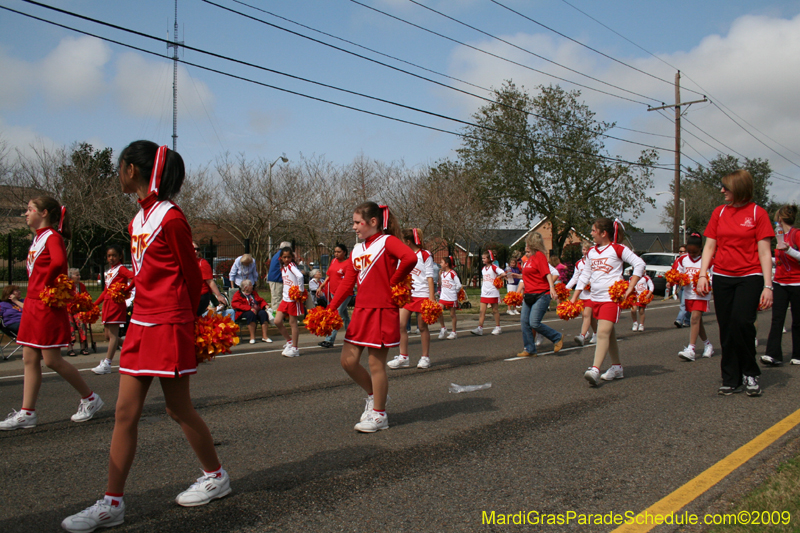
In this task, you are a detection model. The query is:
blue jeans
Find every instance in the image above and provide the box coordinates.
[325,296,352,343]
[675,287,690,326]
[521,294,562,354]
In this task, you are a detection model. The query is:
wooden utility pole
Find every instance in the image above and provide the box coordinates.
[648,71,707,252]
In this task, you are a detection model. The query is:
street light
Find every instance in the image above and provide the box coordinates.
[268,155,289,253]
[656,191,686,246]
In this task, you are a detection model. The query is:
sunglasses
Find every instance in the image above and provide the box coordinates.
[720,183,729,192]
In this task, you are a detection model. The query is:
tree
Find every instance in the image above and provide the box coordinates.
[457,81,657,255]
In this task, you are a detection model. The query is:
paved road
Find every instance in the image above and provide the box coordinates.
[1,301,798,532]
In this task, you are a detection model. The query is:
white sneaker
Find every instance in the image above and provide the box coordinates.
[61,499,125,533]
[446,331,457,340]
[491,326,502,336]
[574,334,586,346]
[417,356,431,369]
[283,341,292,349]
[792,359,800,365]
[0,409,37,430]
[414,328,420,335]
[354,411,389,432]
[175,470,232,507]
[631,322,639,331]
[584,367,600,386]
[601,365,624,381]
[91,359,112,375]
[360,396,374,422]
[638,323,645,332]
[438,328,447,340]
[507,310,515,315]
[702,344,714,358]
[282,347,300,358]
[678,346,696,362]
[262,337,273,343]
[589,334,597,344]
[71,394,104,423]
[513,310,520,315]
[387,355,410,369]
[471,326,483,336]
[249,339,256,344]
[281,344,294,355]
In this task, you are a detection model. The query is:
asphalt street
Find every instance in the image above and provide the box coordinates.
[1,300,798,532]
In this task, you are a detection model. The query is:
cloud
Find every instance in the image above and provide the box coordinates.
[0,46,33,110]
[39,36,112,107]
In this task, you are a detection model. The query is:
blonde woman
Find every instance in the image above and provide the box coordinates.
[516,232,563,356]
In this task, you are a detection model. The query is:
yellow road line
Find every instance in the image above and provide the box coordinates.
[612,407,800,532]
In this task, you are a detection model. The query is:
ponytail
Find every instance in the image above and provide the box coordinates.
[118,140,185,201]
[354,201,401,239]
[31,196,71,239]
[402,228,424,247]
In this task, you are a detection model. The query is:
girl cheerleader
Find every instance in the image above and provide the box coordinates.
[68,267,90,356]
[566,241,597,345]
[326,202,416,432]
[62,142,229,532]
[471,251,506,336]
[630,274,654,332]
[505,258,522,315]
[389,228,435,369]
[677,233,714,361]
[275,247,305,358]
[0,197,103,431]
[92,244,133,375]
[570,218,645,386]
[437,256,462,340]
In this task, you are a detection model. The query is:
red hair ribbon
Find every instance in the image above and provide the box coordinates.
[613,219,625,243]
[378,204,389,230]
[148,145,168,195]
[690,232,701,238]
[449,255,454,264]
[58,206,66,233]
[488,250,494,261]
[412,228,421,246]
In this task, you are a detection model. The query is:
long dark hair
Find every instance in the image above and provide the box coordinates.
[118,140,185,201]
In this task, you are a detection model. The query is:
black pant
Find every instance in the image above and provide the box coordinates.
[765,283,800,362]
[197,293,213,317]
[713,275,762,387]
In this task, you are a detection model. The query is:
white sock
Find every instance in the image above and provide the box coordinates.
[104,494,123,507]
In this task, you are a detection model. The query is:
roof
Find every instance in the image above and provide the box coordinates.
[454,228,531,254]
[626,232,675,253]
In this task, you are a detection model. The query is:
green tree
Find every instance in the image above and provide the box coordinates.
[457,81,657,255]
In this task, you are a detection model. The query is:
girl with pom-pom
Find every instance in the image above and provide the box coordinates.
[471,250,506,336]
[0,198,104,431]
[677,233,714,361]
[437,256,462,340]
[388,228,435,370]
[570,218,645,386]
[566,240,597,346]
[92,244,133,375]
[62,142,229,533]
[275,246,305,358]
[326,202,416,433]
[630,274,654,332]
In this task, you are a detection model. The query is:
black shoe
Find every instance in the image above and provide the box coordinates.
[318,341,332,348]
[745,376,762,396]
[674,321,683,328]
[760,355,783,366]
[718,385,743,395]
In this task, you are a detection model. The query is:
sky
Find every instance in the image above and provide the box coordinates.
[1,0,800,232]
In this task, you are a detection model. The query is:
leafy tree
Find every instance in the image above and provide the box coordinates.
[457,81,657,255]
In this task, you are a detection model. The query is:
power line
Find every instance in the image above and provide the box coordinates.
[611,125,672,139]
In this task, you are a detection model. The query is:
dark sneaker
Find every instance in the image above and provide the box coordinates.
[674,321,683,328]
[745,376,762,397]
[718,385,742,396]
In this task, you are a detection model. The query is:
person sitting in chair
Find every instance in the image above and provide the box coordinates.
[231,280,272,344]
[0,285,24,334]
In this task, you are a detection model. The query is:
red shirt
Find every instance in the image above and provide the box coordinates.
[25,227,67,300]
[521,250,552,293]
[704,203,772,277]
[775,228,800,285]
[198,258,214,295]
[325,257,353,299]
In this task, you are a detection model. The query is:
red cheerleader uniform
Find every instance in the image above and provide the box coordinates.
[404,249,434,313]
[328,233,416,348]
[96,264,133,325]
[119,194,202,377]
[16,228,71,349]
[277,262,305,316]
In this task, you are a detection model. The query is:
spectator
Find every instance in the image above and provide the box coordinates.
[267,241,292,311]
[505,258,522,315]
[0,284,24,334]
[517,233,563,357]
[231,280,272,344]
[317,244,353,349]
[194,241,228,316]
[309,269,323,302]
[229,253,259,290]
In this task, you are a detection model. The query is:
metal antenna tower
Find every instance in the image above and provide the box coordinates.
[167,0,183,151]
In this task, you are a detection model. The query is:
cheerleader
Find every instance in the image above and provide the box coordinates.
[505,258,522,315]
[275,247,304,358]
[570,218,645,386]
[0,197,103,431]
[566,241,596,345]
[389,228,435,369]
[677,233,714,361]
[92,244,133,375]
[630,274,654,332]
[62,142,228,532]
[437,256,462,340]
[471,251,505,336]
[326,202,416,433]
[67,268,90,356]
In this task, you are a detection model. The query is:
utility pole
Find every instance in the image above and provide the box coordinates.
[648,71,706,252]
[167,0,183,151]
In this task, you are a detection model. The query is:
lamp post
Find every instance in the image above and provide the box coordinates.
[268,155,289,253]
[656,191,686,246]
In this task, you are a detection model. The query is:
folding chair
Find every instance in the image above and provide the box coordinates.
[0,316,21,360]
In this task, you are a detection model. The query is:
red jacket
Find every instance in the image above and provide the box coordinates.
[231,289,267,320]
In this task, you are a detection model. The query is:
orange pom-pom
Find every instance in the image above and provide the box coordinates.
[619,293,638,310]
[67,292,94,314]
[304,307,344,337]
[288,285,307,303]
[503,291,523,306]
[557,300,584,320]
[195,312,241,362]
[78,305,101,324]
[665,268,689,287]
[420,299,443,324]
[106,281,132,304]
[40,274,75,308]
[391,275,413,307]
[607,280,629,303]
[637,290,654,306]
[457,288,467,302]
[554,283,571,302]
[493,276,504,289]
[584,282,591,292]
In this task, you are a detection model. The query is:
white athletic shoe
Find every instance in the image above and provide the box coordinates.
[360,396,374,422]
[638,324,645,332]
[702,344,714,358]
[61,499,125,533]
[601,365,624,381]
[491,326,502,336]
[71,395,104,423]
[282,347,300,358]
[0,409,37,430]
[507,310,515,316]
[387,355,410,369]
[354,411,389,433]
[471,326,483,336]
[792,359,800,365]
[678,346,696,362]
[574,334,586,346]
[91,359,113,375]
[281,344,294,356]
[589,334,597,344]
[513,310,520,315]
[447,331,457,340]
[631,322,639,331]
[584,367,600,386]
[414,328,420,335]
[249,339,256,344]
[262,337,273,343]
[417,356,431,369]
[175,470,232,507]
[438,328,447,340]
